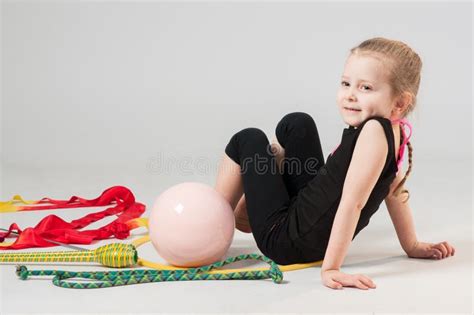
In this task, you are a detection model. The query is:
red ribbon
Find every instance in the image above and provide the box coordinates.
[0,186,145,250]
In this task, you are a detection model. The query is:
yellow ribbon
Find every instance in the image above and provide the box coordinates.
[0,195,37,213]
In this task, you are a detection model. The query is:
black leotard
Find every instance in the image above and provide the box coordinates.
[285,116,398,260]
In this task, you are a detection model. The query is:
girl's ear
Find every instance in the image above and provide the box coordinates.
[392,92,412,116]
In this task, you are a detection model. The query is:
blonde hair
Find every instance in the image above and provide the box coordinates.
[350,37,422,203]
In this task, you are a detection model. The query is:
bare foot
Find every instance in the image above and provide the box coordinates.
[270,135,285,174]
[234,195,252,233]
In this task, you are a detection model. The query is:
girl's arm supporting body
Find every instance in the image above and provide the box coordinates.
[384,171,418,254]
[320,120,387,290]
[385,173,455,259]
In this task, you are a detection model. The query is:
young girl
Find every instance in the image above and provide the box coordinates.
[214,37,455,290]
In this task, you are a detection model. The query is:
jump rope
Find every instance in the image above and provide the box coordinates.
[0,187,323,289]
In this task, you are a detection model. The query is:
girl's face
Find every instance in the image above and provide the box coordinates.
[336,53,397,128]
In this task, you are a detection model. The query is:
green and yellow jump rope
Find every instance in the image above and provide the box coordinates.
[1,218,323,289]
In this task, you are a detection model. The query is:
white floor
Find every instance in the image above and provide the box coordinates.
[0,158,472,314]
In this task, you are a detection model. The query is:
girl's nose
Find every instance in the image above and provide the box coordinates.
[344,86,357,101]
[347,92,357,102]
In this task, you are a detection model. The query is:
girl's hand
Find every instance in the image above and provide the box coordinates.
[406,240,456,259]
[321,269,376,290]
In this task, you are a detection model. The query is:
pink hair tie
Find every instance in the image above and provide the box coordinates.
[391,117,412,172]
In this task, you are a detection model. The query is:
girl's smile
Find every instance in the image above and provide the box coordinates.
[337,53,397,127]
[343,107,362,113]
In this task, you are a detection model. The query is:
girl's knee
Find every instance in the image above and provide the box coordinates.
[230,127,268,147]
[236,127,267,140]
[276,112,316,145]
[225,127,268,165]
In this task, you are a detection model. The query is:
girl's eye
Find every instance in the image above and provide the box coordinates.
[341,81,372,90]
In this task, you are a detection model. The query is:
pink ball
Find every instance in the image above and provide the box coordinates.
[148,182,235,267]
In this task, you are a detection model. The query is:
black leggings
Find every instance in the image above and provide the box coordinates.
[224,112,325,264]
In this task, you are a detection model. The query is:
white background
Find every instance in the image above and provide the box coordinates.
[1,1,472,314]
